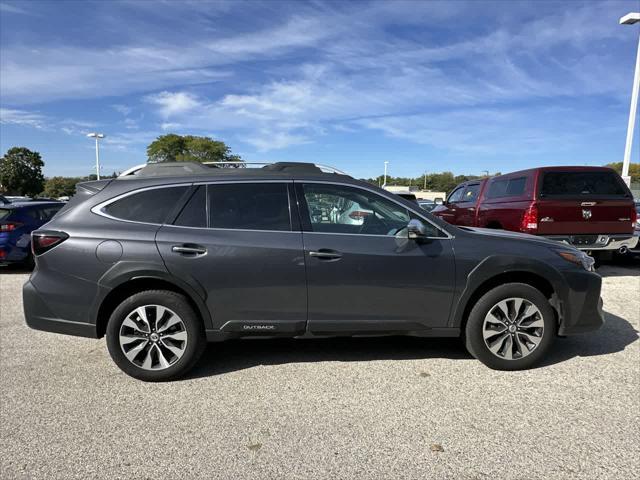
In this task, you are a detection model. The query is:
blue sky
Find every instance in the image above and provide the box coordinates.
[0,0,638,179]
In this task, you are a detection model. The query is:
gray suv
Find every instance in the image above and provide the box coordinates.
[23,162,604,381]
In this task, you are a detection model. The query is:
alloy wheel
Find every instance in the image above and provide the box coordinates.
[482,297,544,360]
[119,305,188,370]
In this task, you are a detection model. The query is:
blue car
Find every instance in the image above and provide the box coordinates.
[0,201,63,267]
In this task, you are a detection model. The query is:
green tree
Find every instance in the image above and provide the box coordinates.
[43,176,81,198]
[605,162,640,184]
[147,134,241,164]
[0,147,45,196]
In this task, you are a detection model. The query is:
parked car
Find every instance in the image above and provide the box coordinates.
[395,192,418,202]
[418,199,436,212]
[24,162,603,381]
[431,167,638,254]
[0,201,64,266]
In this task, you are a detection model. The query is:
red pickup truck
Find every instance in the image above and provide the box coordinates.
[431,166,638,253]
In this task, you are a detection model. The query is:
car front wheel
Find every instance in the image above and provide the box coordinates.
[465,283,556,370]
[106,290,206,381]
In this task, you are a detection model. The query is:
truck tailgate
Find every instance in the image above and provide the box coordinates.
[536,199,634,235]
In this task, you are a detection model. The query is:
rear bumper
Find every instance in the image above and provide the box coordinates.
[544,234,638,251]
[557,270,605,335]
[23,280,98,338]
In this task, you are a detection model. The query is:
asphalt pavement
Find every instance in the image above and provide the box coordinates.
[1,263,638,479]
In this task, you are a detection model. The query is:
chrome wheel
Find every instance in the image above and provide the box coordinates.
[119,305,188,370]
[482,297,544,360]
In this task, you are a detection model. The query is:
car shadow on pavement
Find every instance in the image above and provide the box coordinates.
[186,310,638,379]
[542,310,638,367]
[186,336,472,379]
[0,265,33,275]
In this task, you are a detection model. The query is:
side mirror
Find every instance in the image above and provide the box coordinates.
[434,197,444,205]
[407,219,428,239]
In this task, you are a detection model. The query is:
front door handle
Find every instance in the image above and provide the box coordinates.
[309,249,342,260]
[172,245,207,255]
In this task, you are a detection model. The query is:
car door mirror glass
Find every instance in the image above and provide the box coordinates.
[407,219,428,239]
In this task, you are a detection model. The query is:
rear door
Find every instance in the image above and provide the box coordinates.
[536,170,635,235]
[155,182,307,334]
[296,181,456,333]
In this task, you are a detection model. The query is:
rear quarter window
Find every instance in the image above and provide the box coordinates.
[103,186,189,224]
[0,208,11,220]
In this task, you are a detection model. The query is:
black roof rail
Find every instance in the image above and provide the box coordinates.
[121,161,348,177]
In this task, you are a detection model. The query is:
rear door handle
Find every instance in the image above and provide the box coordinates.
[309,249,342,260]
[172,245,207,255]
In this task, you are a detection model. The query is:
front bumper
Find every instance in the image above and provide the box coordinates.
[556,269,605,335]
[544,234,638,251]
[23,280,98,338]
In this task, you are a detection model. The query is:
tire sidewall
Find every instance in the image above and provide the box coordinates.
[465,283,556,370]
[106,290,205,381]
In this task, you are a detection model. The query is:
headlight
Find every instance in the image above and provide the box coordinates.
[555,249,595,271]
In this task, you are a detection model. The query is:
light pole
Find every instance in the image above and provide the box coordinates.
[87,133,105,180]
[383,161,389,188]
[620,12,640,187]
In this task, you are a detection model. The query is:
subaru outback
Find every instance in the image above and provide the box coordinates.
[23,162,604,381]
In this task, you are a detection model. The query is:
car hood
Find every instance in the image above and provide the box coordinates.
[460,227,576,250]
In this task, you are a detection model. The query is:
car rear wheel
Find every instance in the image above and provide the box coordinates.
[106,290,206,381]
[465,283,556,370]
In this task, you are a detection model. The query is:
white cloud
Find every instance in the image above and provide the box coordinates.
[0,108,46,129]
[112,104,132,116]
[145,91,202,118]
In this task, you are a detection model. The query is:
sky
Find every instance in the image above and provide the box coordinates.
[0,0,639,180]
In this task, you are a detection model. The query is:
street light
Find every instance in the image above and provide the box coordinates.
[383,161,389,188]
[620,12,640,187]
[86,133,105,180]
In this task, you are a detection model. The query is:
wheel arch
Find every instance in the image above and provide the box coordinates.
[95,276,212,338]
[451,257,565,332]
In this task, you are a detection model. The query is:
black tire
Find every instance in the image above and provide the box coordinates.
[106,290,206,381]
[464,283,556,371]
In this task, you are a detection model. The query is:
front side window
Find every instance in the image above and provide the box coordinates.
[302,183,414,236]
[462,184,480,203]
[447,187,465,203]
[103,186,189,224]
[208,183,290,231]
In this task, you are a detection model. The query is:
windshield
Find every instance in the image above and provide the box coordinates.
[540,172,627,197]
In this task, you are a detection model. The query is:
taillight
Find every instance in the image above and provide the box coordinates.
[349,210,370,220]
[0,222,22,232]
[520,203,538,233]
[0,248,6,260]
[31,231,68,256]
[631,207,638,229]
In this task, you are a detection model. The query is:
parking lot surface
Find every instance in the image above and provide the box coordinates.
[1,264,639,479]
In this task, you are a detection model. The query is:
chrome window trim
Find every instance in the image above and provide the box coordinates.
[295,180,454,239]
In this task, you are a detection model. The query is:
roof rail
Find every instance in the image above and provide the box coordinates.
[118,161,347,177]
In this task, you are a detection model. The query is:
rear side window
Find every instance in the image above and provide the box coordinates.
[487,177,526,198]
[174,186,206,228]
[209,183,290,231]
[103,186,189,224]
[540,172,628,197]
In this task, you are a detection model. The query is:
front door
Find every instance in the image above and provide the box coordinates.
[155,182,307,334]
[295,182,456,334]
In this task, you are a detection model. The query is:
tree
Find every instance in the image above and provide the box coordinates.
[0,147,45,196]
[147,134,241,164]
[605,162,640,184]
[43,176,81,198]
